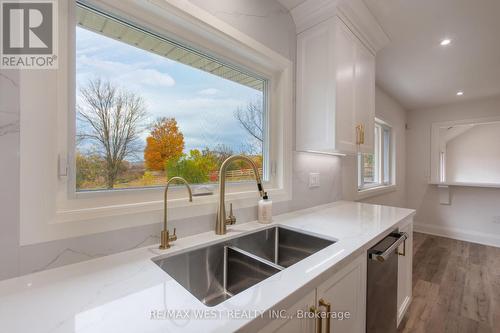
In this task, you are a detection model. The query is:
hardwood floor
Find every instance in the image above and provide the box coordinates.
[398,232,500,333]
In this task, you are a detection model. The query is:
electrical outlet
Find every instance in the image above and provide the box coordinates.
[309,173,320,188]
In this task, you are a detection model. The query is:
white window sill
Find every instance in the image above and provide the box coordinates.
[429,181,500,189]
[55,188,291,224]
[356,184,398,200]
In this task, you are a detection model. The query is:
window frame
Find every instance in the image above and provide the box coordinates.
[19,0,293,244]
[63,0,287,209]
[357,118,394,192]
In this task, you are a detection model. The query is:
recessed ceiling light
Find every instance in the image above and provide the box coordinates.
[440,39,451,46]
[456,91,464,96]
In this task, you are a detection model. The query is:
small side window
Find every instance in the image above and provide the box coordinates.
[358,120,393,190]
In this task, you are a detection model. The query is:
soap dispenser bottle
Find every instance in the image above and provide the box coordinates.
[258,192,272,224]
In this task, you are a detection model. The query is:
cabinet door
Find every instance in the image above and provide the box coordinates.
[354,39,375,154]
[296,16,376,155]
[258,290,316,333]
[334,18,357,153]
[397,220,413,326]
[316,254,367,333]
[296,18,336,152]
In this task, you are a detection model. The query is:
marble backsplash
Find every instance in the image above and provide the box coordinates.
[0,70,21,280]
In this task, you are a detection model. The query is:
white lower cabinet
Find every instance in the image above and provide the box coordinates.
[258,290,316,333]
[316,254,367,333]
[259,254,366,333]
[397,220,413,326]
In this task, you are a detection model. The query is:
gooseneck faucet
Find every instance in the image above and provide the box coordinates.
[160,176,193,249]
[216,155,265,235]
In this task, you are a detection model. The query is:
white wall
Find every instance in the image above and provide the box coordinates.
[0,0,345,280]
[446,122,500,183]
[407,95,500,247]
[189,0,296,61]
[343,86,407,207]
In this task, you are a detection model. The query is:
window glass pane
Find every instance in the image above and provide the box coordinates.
[359,123,390,190]
[362,153,377,186]
[75,4,267,191]
[382,127,390,184]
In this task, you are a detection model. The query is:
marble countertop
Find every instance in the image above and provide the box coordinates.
[0,201,414,333]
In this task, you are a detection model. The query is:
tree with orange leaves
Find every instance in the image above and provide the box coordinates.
[144,118,184,171]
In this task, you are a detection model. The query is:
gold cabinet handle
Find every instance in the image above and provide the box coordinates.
[361,124,365,144]
[362,124,365,145]
[319,298,331,333]
[309,306,322,333]
[355,124,365,145]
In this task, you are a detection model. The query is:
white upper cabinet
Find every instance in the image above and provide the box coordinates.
[353,34,375,154]
[297,15,375,155]
[296,18,337,153]
[334,17,358,153]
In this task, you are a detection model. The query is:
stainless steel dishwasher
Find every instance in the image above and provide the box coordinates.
[366,231,408,333]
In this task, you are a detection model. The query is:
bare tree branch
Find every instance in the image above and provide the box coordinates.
[233,99,264,155]
[77,78,147,189]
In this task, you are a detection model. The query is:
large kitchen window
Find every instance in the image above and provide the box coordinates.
[19,0,291,243]
[358,119,393,190]
[75,3,268,192]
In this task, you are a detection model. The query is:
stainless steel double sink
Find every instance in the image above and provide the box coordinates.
[153,226,335,306]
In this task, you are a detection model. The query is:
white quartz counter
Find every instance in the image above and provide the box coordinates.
[0,201,414,333]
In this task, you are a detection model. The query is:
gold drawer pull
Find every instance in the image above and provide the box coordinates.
[309,306,322,333]
[319,298,332,333]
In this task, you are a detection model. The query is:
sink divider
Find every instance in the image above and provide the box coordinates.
[223,245,285,293]
[274,228,279,265]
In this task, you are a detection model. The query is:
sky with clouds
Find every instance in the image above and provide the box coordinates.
[76,27,263,159]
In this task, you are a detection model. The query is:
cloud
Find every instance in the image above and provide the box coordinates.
[198,88,218,95]
[139,95,250,151]
[76,55,175,89]
[120,69,175,87]
[175,97,243,111]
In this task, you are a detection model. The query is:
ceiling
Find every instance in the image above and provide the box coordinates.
[278,0,500,110]
[276,0,305,11]
[364,0,500,110]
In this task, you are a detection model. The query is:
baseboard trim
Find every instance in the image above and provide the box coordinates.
[414,222,500,248]
[397,295,411,327]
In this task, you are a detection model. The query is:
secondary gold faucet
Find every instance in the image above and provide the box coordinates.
[216,155,265,235]
[160,176,193,249]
